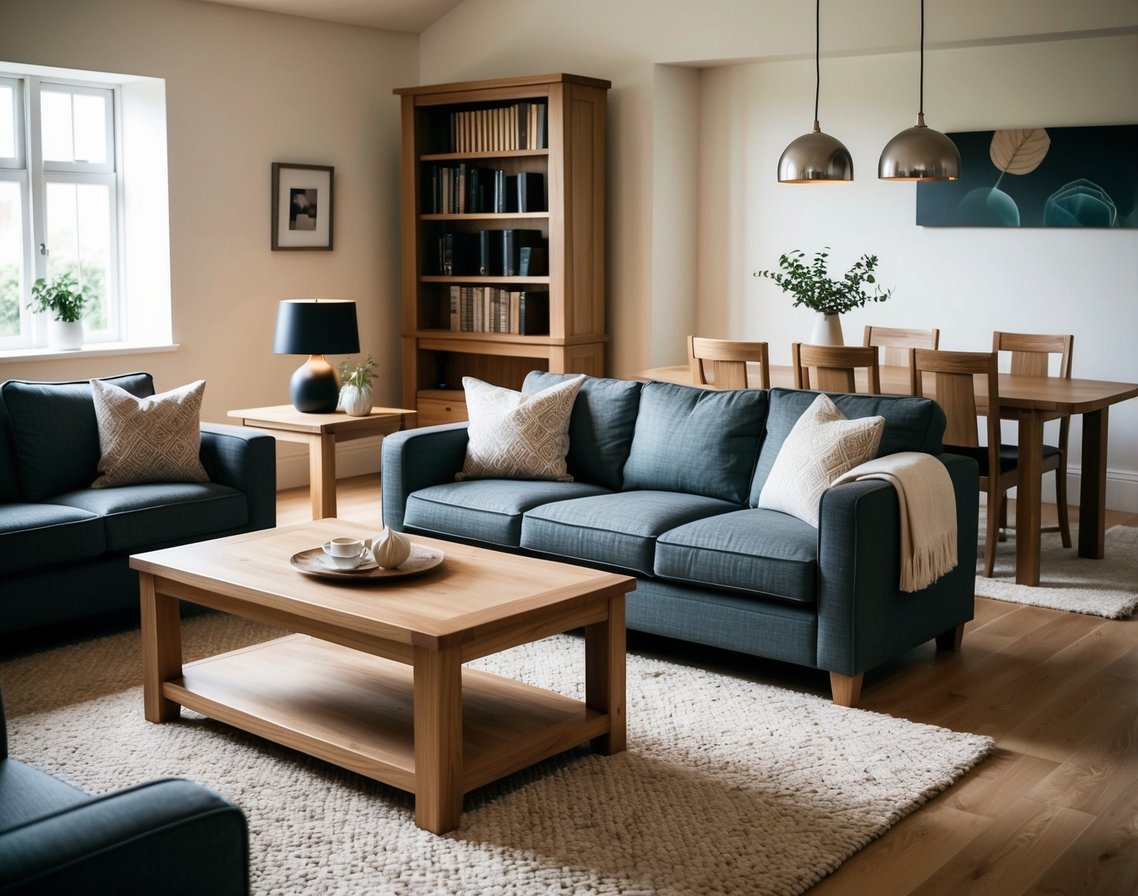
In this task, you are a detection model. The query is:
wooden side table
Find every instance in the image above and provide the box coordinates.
[228,405,417,519]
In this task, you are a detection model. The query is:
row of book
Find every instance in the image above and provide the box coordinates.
[448,286,549,335]
[432,230,547,277]
[449,101,547,153]
[426,165,545,215]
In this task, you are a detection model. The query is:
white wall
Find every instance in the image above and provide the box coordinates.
[0,0,417,486]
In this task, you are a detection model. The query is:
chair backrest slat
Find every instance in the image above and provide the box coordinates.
[688,336,771,389]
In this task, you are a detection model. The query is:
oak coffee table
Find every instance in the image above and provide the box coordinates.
[130,520,634,834]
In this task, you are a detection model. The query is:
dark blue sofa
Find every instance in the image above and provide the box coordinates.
[381,372,979,706]
[0,373,276,637]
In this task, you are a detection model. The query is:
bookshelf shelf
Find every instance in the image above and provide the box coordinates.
[395,73,610,423]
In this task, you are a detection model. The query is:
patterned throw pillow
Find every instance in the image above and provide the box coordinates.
[758,393,884,527]
[91,378,209,488]
[458,375,585,481]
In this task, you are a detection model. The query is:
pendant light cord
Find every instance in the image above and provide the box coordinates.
[813,0,821,125]
[918,0,925,117]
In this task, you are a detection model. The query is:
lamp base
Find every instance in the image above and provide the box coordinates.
[289,354,340,413]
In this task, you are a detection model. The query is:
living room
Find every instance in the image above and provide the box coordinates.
[1,0,1136,893]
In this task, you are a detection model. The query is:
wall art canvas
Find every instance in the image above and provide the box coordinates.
[916,124,1137,228]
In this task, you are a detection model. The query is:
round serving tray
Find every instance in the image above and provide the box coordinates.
[289,543,444,582]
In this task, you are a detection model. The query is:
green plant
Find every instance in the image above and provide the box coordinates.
[27,272,88,323]
[754,248,892,317]
[337,355,377,389]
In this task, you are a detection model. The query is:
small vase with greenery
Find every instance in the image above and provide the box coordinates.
[337,355,377,416]
[754,248,892,344]
[27,273,88,350]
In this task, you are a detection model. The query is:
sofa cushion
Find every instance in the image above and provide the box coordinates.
[457,375,585,482]
[1,373,155,501]
[757,394,884,527]
[403,479,610,547]
[655,508,819,604]
[0,504,104,576]
[622,382,767,504]
[48,483,247,552]
[91,379,209,488]
[0,760,92,836]
[749,388,946,506]
[520,490,741,577]
[522,372,642,490]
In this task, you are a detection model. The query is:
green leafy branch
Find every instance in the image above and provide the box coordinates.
[754,248,892,317]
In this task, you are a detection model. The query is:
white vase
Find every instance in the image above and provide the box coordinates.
[810,313,844,346]
[338,384,373,416]
[47,319,83,351]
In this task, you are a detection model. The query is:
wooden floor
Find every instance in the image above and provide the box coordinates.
[285,477,1138,895]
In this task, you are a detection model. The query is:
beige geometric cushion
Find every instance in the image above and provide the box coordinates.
[457,375,585,481]
[758,393,884,527]
[91,378,209,488]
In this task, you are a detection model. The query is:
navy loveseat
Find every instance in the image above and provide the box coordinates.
[381,372,979,706]
[0,373,276,637]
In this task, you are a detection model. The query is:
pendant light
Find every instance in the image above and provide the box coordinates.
[879,0,960,181]
[777,0,853,183]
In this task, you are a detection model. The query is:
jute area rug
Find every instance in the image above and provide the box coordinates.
[975,520,1138,619]
[2,615,992,896]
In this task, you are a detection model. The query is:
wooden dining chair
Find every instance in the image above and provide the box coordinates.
[688,336,771,389]
[993,331,1074,548]
[909,348,1019,577]
[863,325,940,367]
[791,343,881,393]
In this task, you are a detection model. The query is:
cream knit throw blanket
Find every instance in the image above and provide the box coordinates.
[832,451,958,592]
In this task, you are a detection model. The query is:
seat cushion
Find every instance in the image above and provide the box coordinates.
[520,490,741,577]
[0,504,104,575]
[404,479,610,547]
[622,382,767,504]
[655,509,819,604]
[0,760,91,836]
[48,483,247,552]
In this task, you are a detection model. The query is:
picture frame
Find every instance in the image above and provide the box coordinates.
[271,162,334,250]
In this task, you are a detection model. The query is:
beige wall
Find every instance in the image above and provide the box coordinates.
[0,0,417,485]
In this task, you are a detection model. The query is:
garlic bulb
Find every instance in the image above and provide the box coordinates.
[371,528,412,569]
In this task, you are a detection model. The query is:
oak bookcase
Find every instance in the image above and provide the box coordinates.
[394,73,610,424]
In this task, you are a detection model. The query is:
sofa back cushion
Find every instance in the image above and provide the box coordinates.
[522,371,642,490]
[748,387,946,506]
[0,396,19,503]
[1,372,156,501]
[622,381,768,504]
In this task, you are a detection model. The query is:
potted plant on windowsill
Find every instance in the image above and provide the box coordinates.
[27,273,88,351]
[337,355,377,417]
[754,248,892,345]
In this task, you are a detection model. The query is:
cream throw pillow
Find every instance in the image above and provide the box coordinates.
[758,393,884,527]
[458,375,585,481]
[91,378,209,488]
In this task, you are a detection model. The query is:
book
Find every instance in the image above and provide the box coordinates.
[502,229,545,277]
[518,290,549,335]
[518,245,547,277]
[478,230,504,276]
[516,172,545,212]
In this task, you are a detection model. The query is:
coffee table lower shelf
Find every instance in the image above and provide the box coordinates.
[164,634,610,807]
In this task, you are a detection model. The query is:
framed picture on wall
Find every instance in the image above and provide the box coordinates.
[271,163,334,250]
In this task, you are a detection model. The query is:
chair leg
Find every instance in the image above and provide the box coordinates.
[936,623,965,651]
[983,491,1000,577]
[829,672,863,708]
[998,495,1008,542]
[1055,466,1072,548]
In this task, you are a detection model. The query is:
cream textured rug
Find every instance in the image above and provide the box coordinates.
[976,522,1138,619]
[2,616,992,896]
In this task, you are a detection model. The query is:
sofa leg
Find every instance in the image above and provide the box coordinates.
[935,623,965,652]
[829,672,863,708]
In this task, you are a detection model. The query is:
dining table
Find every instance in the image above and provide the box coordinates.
[635,362,1138,586]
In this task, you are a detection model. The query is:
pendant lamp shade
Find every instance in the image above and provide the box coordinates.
[879,0,960,181]
[778,0,853,184]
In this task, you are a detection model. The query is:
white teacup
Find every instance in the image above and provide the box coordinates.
[322,537,367,569]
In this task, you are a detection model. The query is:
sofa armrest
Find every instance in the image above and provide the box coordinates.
[814,453,979,678]
[199,424,277,532]
[380,423,470,531]
[0,777,248,895]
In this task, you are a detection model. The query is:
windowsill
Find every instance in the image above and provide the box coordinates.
[0,342,179,363]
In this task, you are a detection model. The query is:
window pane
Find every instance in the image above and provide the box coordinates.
[73,93,107,165]
[45,181,111,329]
[0,181,23,337]
[41,90,74,162]
[0,85,14,158]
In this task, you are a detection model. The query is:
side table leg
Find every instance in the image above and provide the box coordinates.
[140,574,183,722]
[309,432,338,519]
[413,644,463,834]
[585,595,626,755]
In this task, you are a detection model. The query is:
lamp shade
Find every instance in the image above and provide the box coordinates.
[273,299,360,356]
[778,123,854,183]
[878,116,961,181]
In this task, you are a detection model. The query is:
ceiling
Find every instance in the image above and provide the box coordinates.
[196,0,464,33]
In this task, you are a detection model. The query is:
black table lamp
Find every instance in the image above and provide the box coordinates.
[273,299,360,413]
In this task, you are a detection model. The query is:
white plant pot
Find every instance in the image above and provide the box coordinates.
[47,319,83,351]
[810,313,844,346]
[338,384,373,417]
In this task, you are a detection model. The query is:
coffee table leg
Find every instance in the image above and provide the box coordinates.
[413,643,463,834]
[585,594,626,755]
[139,573,183,722]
